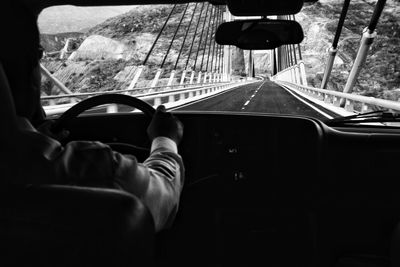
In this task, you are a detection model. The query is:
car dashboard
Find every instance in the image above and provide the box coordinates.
[65,111,400,266]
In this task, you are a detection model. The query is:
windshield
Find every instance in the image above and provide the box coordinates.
[38,1,400,122]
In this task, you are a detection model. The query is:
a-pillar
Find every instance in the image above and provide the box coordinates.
[128,65,144,90]
[150,68,163,88]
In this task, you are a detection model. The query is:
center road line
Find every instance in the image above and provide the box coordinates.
[241,80,266,110]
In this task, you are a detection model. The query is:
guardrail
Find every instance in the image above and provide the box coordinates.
[274,79,400,113]
[43,79,258,116]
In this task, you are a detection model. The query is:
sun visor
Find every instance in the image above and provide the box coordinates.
[226,0,304,16]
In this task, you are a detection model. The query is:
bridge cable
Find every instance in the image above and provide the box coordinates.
[184,2,206,70]
[205,7,217,72]
[173,3,198,70]
[283,45,288,69]
[216,9,224,74]
[160,3,190,69]
[193,3,211,71]
[286,16,295,68]
[289,45,294,68]
[210,8,219,72]
[214,9,222,74]
[210,8,220,73]
[200,6,215,71]
[142,4,177,66]
[292,44,297,65]
[340,0,386,105]
[290,14,303,62]
[217,42,223,74]
[217,9,224,73]
[368,0,386,33]
[278,47,281,72]
[321,0,350,89]
[333,0,350,48]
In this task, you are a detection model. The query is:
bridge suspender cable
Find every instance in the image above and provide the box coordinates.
[173,3,198,71]
[142,4,177,66]
[200,6,214,72]
[292,44,298,65]
[216,9,224,81]
[184,2,205,70]
[288,45,295,83]
[210,8,219,74]
[127,4,177,89]
[368,0,386,33]
[193,3,210,71]
[205,7,216,73]
[160,3,190,69]
[321,0,350,89]
[291,14,307,86]
[216,10,223,78]
[208,8,219,74]
[215,9,223,75]
[340,0,386,107]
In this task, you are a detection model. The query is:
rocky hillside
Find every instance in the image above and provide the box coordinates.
[298,0,400,100]
[40,4,229,95]
[40,1,399,101]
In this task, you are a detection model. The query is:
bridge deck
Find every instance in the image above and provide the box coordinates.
[175,80,339,120]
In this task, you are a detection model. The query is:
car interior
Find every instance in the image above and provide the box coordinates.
[0,0,399,267]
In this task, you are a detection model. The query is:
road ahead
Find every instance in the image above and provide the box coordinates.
[175,80,338,120]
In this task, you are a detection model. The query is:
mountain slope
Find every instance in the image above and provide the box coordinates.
[38,5,135,34]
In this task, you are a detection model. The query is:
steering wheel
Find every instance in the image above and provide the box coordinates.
[52,94,156,159]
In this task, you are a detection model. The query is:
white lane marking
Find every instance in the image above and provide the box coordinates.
[241,80,267,110]
[279,84,334,119]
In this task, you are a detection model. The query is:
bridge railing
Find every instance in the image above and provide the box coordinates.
[43,79,257,116]
[273,79,400,114]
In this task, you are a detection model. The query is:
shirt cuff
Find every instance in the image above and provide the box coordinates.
[151,137,178,154]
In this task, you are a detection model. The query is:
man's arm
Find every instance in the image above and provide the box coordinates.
[18,105,184,232]
[110,105,184,231]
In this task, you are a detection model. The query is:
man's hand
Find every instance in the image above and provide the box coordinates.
[147,105,183,145]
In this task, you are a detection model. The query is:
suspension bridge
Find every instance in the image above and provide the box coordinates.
[40,0,399,119]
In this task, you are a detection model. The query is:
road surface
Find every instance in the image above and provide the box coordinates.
[175,80,338,121]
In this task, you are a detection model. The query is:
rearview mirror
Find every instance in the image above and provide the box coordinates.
[215,19,304,50]
[226,0,303,16]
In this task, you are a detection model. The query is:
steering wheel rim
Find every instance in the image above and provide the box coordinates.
[52,94,155,132]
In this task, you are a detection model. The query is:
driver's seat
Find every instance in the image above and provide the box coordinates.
[0,184,155,267]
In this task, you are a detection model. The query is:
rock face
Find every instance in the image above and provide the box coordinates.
[68,35,137,61]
